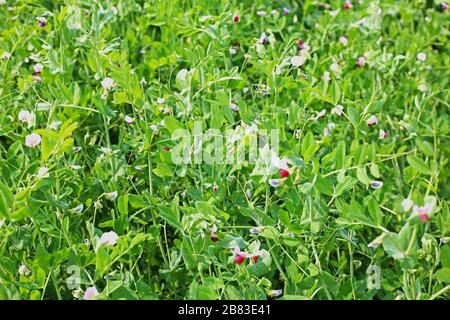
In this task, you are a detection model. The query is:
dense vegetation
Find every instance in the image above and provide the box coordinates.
[0,0,449,300]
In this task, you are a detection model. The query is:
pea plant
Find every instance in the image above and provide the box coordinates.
[0,0,449,300]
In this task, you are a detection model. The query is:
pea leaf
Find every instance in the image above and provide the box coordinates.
[406,155,431,175]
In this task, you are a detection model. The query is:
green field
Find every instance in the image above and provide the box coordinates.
[0,0,449,300]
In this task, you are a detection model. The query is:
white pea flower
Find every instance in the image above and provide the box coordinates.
[72,204,84,213]
[18,110,35,128]
[1,51,11,59]
[101,77,115,91]
[105,191,118,201]
[401,198,414,212]
[290,55,306,68]
[18,264,31,276]
[98,231,119,246]
[416,52,426,62]
[37,167,49,178]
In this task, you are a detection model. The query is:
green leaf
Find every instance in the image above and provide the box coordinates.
[164,116,184,134]
[441,246,450,268]
[158,205,181,230]
[335,141,346,169]
[118,195,128,216]
[435,268,450,283]
[367,197,382,225]
[181,238,196,270]
[0,182,13,219]
[356,167,371,186]
[406,155,432,175]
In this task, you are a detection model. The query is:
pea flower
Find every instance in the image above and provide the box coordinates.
[232,246,248,264]
[72,204,84,213]
[37,167,49,178]
[367,115,377,126]
[232,14,239,23]
[379,129,388,139]
[36,16,47,27]
[339,36,348,46]
[157,97,165,104]
[1,51,10,59]
[210,224,219,242]
[330,63,340,73]
[368,233,387,248]
[441,2,449,12]
[83,287,99,300]
[258,32,267,45]
[34,63,44,74]
[401,198,414,212]
[101,77,115,91]
[370,181,383,189]
[269,179,282,187]
[269,289,283,298]
[124,115,134,124]
[416,52,426,62]
[331,105,344,116]
[98,231,119,246]
[322,71,331,82]
[344,1,352,9]
[412,203,433,222]
[256,10,267,16]
[356,56,365,67]
[230,102,238,112]
[18,264,31,276]
[279,169,289,178]
[18,110,35,128]
[105,191,118,201]
[290,55,306,68]
[25,133,41,148]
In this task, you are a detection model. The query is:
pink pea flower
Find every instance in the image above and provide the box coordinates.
[297,39,305,50]
[259,32,268,45]
[282,7,290,15]
[322,71,331,82]
[344,1,352,9]
[210,224,219,242]
[413,203,433,222]
[83,287,99,300]
[379,129,388,139]
[356,56,365,67]
[230,102,238,112]
[367,115,377,126]
[440,3,448,12]
[25,133,41,148]
[232,14,239,23]
[124,115,134,124]
[34,63,44,74]
[339,36,348,46]
[331,105,344,116]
